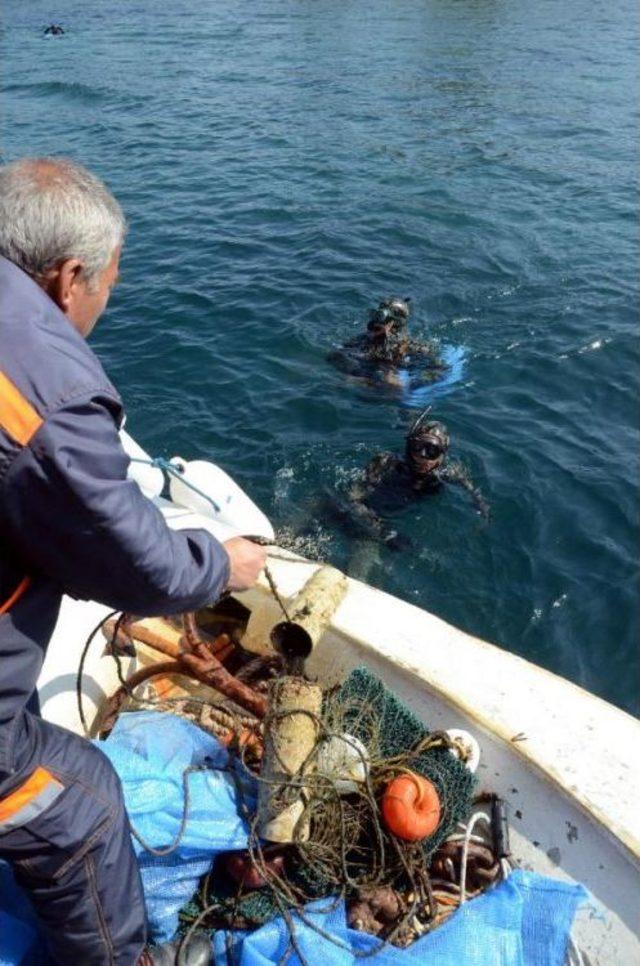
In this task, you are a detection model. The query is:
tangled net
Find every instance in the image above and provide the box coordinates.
[180,668,477,950]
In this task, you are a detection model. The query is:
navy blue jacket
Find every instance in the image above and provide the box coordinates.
[0,255,230,780]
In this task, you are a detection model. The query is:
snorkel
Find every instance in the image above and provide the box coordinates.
[405,408,449,478]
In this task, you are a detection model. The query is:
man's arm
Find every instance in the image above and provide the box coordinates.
[327,347,365,378]
[349,453,398,502]
[440,461,490,519]
[349,499,403,546]
[1,396,264,615]
[346,454,405,545]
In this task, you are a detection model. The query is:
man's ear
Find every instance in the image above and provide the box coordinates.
[43,258,84,313]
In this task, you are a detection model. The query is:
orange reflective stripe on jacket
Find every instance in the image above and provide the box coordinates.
[0,766,64,832]
[0,372,37,618]
[0,370,43,446]
[0,576,31,616]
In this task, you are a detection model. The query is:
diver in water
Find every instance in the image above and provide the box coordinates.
[328,297,445,386]
[44,23,65,35]
[347,409,489,544]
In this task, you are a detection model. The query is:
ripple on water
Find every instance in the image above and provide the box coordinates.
[3,80,148,108]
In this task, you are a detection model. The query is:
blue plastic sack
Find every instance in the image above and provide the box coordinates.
[401,343,467,408]
[214,870,587,966]
[98,710,255,943]
[1,710,250,960]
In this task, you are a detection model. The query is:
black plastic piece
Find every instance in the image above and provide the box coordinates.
[491,795,511,859]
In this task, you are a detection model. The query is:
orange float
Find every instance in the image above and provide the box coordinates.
[381,772,441,842]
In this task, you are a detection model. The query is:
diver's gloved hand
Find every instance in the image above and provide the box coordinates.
[383,529,412,551]
[138,932,211,965]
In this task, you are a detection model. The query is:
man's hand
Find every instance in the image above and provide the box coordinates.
[223,537,267,591]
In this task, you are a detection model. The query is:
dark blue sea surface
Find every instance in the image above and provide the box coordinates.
[2,0,638,713]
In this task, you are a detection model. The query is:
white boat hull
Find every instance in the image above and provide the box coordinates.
[38,511,640,964]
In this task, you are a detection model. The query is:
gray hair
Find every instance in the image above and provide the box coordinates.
[0,157,126,287]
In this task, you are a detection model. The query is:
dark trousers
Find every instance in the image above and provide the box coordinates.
[0,714,147,964]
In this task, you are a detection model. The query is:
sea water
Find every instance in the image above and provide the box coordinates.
[2,0,638,713]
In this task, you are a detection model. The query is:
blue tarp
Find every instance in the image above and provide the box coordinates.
[1,712,588,964]
[401,343,467,409]
[98,711,254,943]
[0,862,45,966]
[212,871,586,965]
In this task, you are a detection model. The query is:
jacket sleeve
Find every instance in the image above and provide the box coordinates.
[0,395,231,615]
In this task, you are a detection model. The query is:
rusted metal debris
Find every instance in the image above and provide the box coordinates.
[348,886,405,936]
[101,611,270,729]
[179,640,267,717]
[100,660,183,734]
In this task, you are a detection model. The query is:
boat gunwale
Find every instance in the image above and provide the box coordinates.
[237,552,640,867]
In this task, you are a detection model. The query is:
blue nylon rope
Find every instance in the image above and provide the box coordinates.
[128,456,222,513]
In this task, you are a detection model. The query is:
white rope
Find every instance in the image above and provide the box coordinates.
[459,811,491,903]
[445,832,487,845]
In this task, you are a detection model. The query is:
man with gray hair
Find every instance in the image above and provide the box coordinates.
[0,158,265,964]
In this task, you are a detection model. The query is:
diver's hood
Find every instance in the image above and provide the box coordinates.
[406,416,450,455]
[369,296,411,326]
[384,297,411,319]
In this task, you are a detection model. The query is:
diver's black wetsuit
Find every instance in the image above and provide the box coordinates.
[347,452,489,544]
[329,333,444,385]
[329,296,445,386]
[44,24,64,35]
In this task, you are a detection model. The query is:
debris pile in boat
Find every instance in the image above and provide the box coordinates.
[90,595,509,952]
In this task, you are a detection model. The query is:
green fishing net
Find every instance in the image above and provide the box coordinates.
[338,666,475,851]
[180,666,476,932]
